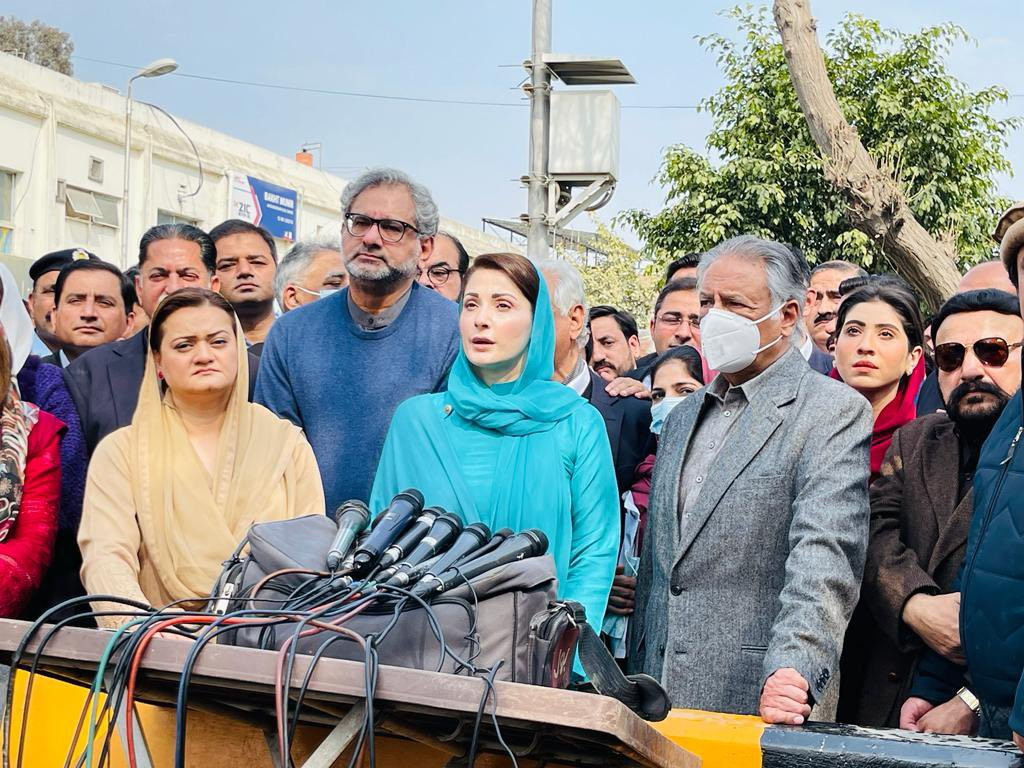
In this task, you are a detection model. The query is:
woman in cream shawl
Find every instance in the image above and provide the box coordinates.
[78,288,324,627]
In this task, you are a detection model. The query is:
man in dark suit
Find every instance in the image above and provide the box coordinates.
[843,290,1023,729]
[64,223,259,454]
[539,260,654,618]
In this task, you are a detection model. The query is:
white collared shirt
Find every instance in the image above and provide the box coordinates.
[799,333,814,362]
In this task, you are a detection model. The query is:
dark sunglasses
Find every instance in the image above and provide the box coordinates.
[933,337,1024,372]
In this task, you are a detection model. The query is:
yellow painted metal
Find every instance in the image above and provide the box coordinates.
[2,672,447,767]
[651,708,765,768]
[4,672,134,767]
[8,673,739,767]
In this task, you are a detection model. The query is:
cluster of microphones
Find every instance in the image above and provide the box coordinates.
[324,489,549,599]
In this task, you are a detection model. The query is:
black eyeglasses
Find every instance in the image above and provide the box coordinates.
[344,213,420,243]
[420,264,462,286]
[933,337,1024,372]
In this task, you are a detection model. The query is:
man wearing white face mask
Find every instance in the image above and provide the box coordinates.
[630,235,872,725]
[275,237,348,313]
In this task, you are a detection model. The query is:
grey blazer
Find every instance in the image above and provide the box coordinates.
[629,347,872,718]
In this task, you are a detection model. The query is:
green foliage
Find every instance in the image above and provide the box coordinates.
[618,6,1019,275]
[0,16,73,75]
[559,221,661,322]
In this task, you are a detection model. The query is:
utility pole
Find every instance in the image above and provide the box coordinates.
[525,0,552,262]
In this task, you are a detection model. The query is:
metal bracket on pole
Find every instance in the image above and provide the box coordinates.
[548,175,616,230]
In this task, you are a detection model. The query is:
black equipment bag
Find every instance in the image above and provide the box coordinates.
[213,515,670,721]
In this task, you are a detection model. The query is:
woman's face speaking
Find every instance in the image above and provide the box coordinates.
[460,268,533,385]
[154,304,239,397]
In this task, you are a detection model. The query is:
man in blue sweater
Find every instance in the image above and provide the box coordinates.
[255,168,459,512]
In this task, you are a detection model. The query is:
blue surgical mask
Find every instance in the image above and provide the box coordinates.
[650,396,688,435]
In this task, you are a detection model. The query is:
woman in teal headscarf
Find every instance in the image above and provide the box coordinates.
[371,252,619,627]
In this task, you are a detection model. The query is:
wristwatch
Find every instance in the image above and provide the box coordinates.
[956,686,981,715]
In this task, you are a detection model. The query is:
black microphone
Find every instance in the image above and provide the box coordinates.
[352,489,424,572]
[377,508,438,570]
[412,529,548,598]
[340,530,371,573]
[325,500,371,572]
[417,521,491,582]
[378,512,463,586]
[382,552,444,590]
[462,527,514,563]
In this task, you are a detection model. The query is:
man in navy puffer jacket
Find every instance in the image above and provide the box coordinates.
[907,202,1024,748]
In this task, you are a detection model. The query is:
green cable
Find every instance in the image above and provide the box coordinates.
[85,618,149,768]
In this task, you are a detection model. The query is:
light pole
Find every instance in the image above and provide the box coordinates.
[122,57,178,268]
[525,0,552,262]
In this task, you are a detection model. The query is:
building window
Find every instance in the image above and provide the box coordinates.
[157,211,199,227]
[0,170,14,256]
[0,170,12,222]
[0,169,13,257]
[65,186,119,228]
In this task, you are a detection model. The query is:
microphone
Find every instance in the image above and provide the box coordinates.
[340,531,371,573]
[377,508,439,570]
[352,489,424,572]
[462,527,514,563]
[325,500,371,572]
[417,522,491,582]
[412,529,548,598]
[377,512,463,586]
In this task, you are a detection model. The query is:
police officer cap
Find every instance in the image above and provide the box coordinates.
[29,248,100,282]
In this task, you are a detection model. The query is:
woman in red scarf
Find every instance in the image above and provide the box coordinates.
[830,275,925,723]
[830,277,925,483]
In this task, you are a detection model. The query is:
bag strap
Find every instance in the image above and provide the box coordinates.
[562,601,672,722]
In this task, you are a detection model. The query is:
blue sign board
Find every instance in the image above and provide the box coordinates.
[229,173,298,241]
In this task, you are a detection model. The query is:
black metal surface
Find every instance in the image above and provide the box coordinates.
[761,721,1024,768]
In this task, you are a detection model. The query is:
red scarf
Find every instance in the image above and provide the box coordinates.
[628,453,657,556]
[831,358,925,482]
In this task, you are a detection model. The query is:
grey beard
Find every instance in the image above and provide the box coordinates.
[346,255,418,286]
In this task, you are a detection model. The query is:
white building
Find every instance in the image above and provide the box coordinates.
[0,51,512,291]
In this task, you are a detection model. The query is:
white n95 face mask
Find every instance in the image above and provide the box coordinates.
[650,396,688,435]
[699,306,784,374]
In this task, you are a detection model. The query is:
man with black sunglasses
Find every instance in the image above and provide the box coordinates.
[904,203,1024,750]
[850,289,1021,729]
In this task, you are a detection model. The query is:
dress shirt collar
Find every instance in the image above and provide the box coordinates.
[565,354,591,396]
[799,333,813,361]
[706,349,787,404]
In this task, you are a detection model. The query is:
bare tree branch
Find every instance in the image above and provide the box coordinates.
[773,0,960,308]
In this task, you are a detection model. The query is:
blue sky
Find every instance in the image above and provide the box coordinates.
[8,1,1022,243]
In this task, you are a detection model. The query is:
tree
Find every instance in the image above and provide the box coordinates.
[619,7,1018,299]
[0,17,73,75]
[774,0,959,308]
[560,222,660,323]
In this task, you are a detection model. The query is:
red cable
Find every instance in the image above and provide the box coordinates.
[120,598,375,767]
[122,615,278,766]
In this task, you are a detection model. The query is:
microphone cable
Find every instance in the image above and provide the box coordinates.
[6,519,545,768]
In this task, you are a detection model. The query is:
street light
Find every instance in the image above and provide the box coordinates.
[122,57,178,267]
